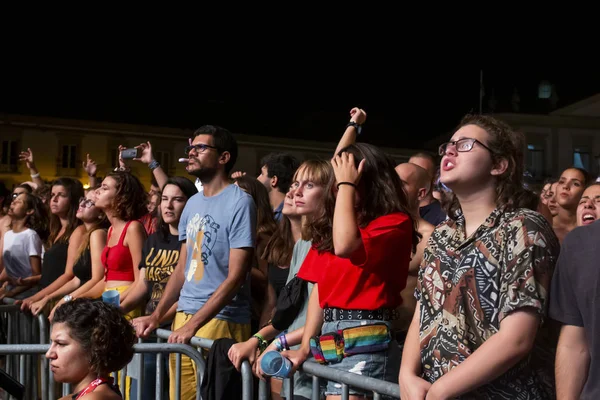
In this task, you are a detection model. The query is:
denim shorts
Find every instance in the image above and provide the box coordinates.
[320,320,400,397]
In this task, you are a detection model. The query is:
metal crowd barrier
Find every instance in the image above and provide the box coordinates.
[1,298,48,400]
[2,296,399,400]
[155,328,254,400]
[0,300,254,400]
[257,359,401,400]
[0,343,205,400]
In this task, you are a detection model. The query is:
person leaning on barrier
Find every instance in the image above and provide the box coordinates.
[47,298,136,399]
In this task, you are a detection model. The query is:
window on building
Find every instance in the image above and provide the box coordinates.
[1,140,19,172]
[574,148,591,172]
[61,145,77,169]
[155,150,170,171]
[526,144,545,181]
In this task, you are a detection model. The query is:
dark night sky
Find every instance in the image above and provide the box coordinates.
[2,58,599,151]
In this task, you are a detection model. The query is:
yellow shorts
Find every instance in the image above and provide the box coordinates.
[169,311,251,400]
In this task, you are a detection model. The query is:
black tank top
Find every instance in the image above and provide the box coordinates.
[39,241,69,289]
[268,264,290,298]
[72,247,92,285]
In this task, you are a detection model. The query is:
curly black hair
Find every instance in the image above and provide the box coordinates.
[52,298,135,375]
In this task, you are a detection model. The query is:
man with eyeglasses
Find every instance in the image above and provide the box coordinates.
[132,125,256,400]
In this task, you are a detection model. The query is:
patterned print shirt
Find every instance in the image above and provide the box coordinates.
[416,207,559,399]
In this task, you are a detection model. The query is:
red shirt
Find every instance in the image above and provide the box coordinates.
[298,212,412,310]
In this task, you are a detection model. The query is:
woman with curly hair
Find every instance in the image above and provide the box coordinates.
[93,171,148,319]
[47,298,136,399]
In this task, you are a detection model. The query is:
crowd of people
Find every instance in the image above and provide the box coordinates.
[1,107,599,399]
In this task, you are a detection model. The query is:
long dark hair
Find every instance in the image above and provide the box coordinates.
[74,190,110,264]
[262,215,295,266]
[444,114,528,219]
[20,193,50,243]
[315,143,420,253]
[48,177,84,245]
[157,177,198,241]
[233,175,277,238]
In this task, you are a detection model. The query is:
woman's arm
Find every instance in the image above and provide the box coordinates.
[22,226,85,306]
[68,229,107,300]
[120,222,147,301]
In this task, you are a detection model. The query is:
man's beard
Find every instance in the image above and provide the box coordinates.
[189,163,218,182]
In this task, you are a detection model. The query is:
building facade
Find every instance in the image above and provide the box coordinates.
[0,114,419,190]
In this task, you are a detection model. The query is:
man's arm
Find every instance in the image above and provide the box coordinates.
[555,325,590,399]
[168,247,253,343]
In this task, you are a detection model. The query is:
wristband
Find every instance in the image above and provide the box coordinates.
[279,334,289,350]
[273,338,284,352]
[30,172,40,179]
[149,159,160,171]
[336,182,357,189]
[252,333,268,353]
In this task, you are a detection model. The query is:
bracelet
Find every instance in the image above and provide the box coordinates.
[30,172,40,179]
[149,159,160,171]
[336,181,357,189]
[273,338,284,352]
[278,334,289,350]
[252,333,268,353]
[346,121,362,135]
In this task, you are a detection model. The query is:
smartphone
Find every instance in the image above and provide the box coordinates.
[121,148,140,159]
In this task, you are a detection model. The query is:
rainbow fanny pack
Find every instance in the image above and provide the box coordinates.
[309,323,391,365]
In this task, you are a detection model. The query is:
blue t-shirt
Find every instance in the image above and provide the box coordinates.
[178,184,257,324]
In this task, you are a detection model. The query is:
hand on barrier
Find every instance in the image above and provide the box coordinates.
[228,339,260,371]
[19,296,35,311]
[167,324,196,344]
[279,347,310,376]
[131,314,160,338]
[30,297,49,316]
[399,373,432,400]
[253,341,279,381]
[48,301,63,322]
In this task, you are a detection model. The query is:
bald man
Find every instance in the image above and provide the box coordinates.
[409,152,446,226]
[393,163,435,344]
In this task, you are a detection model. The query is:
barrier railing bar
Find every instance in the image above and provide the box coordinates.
[312,375,320,400]
[156,337,164,400]
[240,359,253,400]
[175,352,181,400]
[301,360,400,398]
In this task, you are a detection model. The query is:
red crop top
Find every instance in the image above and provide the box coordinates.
[102,221,135,282]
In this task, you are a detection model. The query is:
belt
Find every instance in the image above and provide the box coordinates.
[323,307,398,322]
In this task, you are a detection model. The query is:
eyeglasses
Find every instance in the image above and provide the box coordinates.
[184,143,219,155]
[78,197,95,208]
[438,138,493,156]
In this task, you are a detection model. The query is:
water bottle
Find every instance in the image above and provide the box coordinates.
[260,350,293,378]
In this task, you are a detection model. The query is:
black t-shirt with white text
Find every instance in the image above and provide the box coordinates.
[140,232,181,316]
